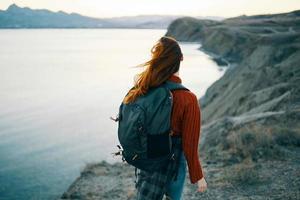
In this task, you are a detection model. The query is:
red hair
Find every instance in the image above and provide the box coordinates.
[123,36,183,104]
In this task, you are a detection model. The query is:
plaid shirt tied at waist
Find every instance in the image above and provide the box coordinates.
[135,136,183,200]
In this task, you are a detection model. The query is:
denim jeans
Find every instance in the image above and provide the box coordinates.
[165,152,187,200]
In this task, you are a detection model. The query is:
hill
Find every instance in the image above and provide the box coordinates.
[165,9,300,199]
[0,4,222,29]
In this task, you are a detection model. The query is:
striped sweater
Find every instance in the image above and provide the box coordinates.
[168,74,204,184]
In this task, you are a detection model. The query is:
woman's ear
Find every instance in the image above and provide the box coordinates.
[180,55,183,61]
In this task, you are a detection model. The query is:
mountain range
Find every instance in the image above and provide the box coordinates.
[0,4,223,29]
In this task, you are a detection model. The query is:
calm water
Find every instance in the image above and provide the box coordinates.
[0,29,224,199]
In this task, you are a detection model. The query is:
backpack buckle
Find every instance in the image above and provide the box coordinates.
[110,115,119,122]
[112,145,124,160]
[132,154,138,161]
[171,153,175,160]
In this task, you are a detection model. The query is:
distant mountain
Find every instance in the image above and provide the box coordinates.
[0,4,223,29]
[0,4,103,28]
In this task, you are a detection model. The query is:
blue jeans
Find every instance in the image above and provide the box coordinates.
[165,152,187,200]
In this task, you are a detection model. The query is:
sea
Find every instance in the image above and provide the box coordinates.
[0,29,225,199]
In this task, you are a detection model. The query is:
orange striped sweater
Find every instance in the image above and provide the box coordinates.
[168,74,204,184]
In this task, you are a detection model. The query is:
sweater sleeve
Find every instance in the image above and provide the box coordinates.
[181,92,204,184]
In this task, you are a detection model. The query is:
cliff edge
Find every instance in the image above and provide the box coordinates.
[61,10,300,200]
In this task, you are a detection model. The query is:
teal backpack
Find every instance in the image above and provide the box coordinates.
[115,81,189,172]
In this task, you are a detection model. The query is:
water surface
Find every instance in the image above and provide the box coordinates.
[0,29,224,199]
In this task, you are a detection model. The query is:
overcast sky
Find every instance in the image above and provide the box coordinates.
[1,0,299,18]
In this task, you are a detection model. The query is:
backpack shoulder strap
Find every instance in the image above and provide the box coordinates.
[162,81,190,91]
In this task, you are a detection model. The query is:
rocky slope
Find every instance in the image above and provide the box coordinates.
[165,9,300,199]
[166,10,300,124]
[61,10,300,199]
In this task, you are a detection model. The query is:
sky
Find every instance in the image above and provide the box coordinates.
[1,0,300,18]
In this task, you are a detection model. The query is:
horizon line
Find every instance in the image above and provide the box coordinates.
[2,3,300,20]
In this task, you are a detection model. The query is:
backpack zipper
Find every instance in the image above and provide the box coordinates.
[168,89,174,152]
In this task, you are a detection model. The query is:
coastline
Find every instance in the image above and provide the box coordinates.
[199,46,231,68]
[60,42,228,200]
[61,10,300,199]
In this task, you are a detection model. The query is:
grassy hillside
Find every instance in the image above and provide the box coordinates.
[165,9,300,200]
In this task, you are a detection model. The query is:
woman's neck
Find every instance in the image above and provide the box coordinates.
[173,71,180,77]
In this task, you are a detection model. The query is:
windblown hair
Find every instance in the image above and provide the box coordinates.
[123,36,183,104]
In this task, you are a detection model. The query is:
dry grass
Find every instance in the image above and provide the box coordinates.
[221,157,261,185]
[222,122,300,162]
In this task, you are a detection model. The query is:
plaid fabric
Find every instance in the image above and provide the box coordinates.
[135,137,183,200]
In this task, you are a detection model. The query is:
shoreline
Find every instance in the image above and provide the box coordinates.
[199,47,231,68]
[60,40,231,200]
[60,9,300,199]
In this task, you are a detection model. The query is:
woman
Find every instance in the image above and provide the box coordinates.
[123,36,207,200]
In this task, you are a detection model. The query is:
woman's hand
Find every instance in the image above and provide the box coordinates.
[197,177,207,192]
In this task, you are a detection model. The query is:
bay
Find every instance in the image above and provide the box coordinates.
[0,29,224,199]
